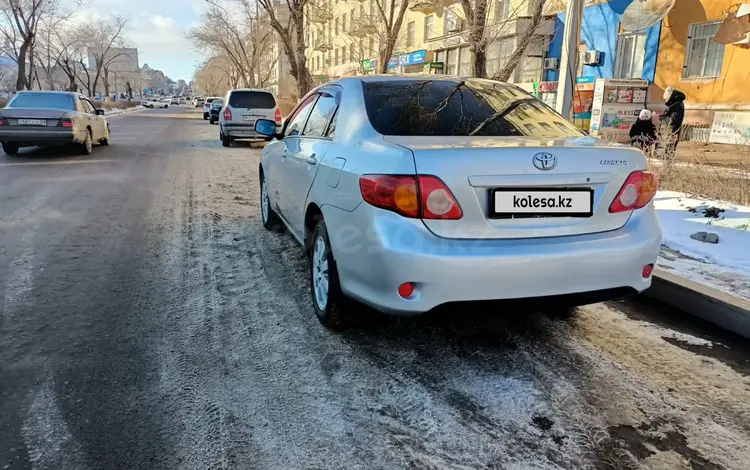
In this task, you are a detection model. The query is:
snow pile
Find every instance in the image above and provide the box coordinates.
[653,190,750,300]
[103,106,142,117]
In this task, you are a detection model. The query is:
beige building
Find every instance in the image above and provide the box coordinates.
[303,0,558,83]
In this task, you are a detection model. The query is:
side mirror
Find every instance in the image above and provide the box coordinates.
[95,109,105,116]
[255,118,280,139]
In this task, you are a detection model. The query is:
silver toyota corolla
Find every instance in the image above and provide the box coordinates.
[253,76,662,328]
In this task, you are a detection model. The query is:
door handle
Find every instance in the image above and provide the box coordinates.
[306,154,317,165]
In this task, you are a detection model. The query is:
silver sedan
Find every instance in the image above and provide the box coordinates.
[253,76,662,328]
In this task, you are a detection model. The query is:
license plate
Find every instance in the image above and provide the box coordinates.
[243,116,255,122]
[491,188,594,218]
[18,119,46,126]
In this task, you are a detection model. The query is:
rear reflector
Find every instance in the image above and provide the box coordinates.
[609,170,658,213]
[398,282,414,298]
[359,175,462,220]
[642,264,654,278]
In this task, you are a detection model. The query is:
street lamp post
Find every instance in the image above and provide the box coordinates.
[555,0,584,119]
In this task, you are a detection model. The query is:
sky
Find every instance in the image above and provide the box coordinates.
[71,0,208,81]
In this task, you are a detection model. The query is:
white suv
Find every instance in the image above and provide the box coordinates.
[218,89,281,147]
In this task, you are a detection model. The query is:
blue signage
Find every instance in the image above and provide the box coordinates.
[576,76,596,84]
[386,49,427,68]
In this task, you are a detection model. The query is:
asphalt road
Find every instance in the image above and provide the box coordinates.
[1,106,749,470]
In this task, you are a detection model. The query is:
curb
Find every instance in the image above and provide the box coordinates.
[645,268,750,340]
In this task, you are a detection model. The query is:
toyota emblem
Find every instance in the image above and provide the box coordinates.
[532,152,557,171]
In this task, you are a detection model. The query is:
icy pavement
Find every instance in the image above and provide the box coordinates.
[654,190,750,300]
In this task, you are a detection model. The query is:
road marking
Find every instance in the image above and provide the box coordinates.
[0,159,116,167]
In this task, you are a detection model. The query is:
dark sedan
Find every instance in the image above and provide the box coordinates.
[208,100,224,125]
[0,91,110,155]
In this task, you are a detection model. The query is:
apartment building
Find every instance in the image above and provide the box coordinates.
[303,0,559,83]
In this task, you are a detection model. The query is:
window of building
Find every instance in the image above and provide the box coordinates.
[369,38,376,57]
[495,0,509,22]
[407,22,415,47]
[335,18,339,34]
[445,8,463,34]
[424,15,434,41]
[341,46,346,64]
[334,48,339,65]
[684,21,725,78]
[359,3,365,18]
[342,13,347,31]
[458,46,471,75]
[518,56,543,83]
[615,32,646,79]
[446,48,458,75]
[349,44,355,62]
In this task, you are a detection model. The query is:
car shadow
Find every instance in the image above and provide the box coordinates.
[0,145,97,162]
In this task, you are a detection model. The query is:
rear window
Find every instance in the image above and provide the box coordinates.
[211,100,224,108]
[228,91,275,109]
[361,80,584,138]
[10,93,75,110]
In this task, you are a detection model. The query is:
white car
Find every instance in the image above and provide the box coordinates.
[254,76,662,328]
[142,98,169,109]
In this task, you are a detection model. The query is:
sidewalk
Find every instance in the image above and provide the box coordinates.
[673,141,750,168]
[647,190,750,338]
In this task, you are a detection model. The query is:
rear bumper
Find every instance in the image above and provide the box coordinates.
[322,203,662,314]
[0,128,83,145]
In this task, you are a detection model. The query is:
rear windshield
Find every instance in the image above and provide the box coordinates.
[211,101,224,108]
[10,93,75,110]
[228,91,275,109]
[361,80,584,138]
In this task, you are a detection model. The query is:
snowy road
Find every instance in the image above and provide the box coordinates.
[1,107,749,470]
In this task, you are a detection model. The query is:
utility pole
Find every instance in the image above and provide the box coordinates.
[555,0,584,119]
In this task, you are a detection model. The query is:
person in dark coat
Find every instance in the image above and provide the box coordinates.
[659,87,686,156]
[630,109,657,151]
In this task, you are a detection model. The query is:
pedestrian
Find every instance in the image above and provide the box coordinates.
[659,86,686,157]
[630,109,657,152]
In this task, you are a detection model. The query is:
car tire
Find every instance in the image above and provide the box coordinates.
[203,114,208,120]
[148,105,153,108]
[165,105,169,108]
[210,118,215,125]
[80,129,93,155]
[222,133,231,147]
[2,142,19,155]
[219,128,224,142]
[100,125,110,146]
[309,220,351,329]
[260,170,283,232]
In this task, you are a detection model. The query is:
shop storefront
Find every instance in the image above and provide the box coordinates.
[360,49,433,75]
[428,35,471,76]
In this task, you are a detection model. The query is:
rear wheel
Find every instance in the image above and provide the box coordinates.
[222,133,231,147]
[165,104,169,108]
[100,125,110,146]
[310,220,351,329]
[80,130,93,155]
[203,114,208,120]
[2,142,19,155]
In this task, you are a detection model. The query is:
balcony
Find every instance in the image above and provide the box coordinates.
[309,4,334,24]
[349,16,378,38]
[314,38,333,52]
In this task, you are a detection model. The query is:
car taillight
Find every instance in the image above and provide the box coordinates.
[275,108,282,124]
[359,175,462,220]
[59,118,74,128]
[609,170,658,213]
[223,107,232,120]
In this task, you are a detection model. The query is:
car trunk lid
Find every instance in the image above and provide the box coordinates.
[384,135,647,240]
[0,108,70,127]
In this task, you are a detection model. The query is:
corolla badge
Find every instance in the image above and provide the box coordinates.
[532,152,557,171]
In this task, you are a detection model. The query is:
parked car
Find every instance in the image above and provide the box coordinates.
[142,98,169,108]
[203,97,221,120]
[208,99,224,124]
[178,97,186,104]
[253,77,662,328]
[193,97,204,108]
[170,97,179,105]
[218,88,281,147]
[0,90,111,155]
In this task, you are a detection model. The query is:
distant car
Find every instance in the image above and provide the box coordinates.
[143,98,169,109]
[0,90,111,156]
[254,77,662,328]
[194,97,205,108]
[203,97,221,120]
[218,88,280,147]
[209,99,224,124]
[170,97,179,105]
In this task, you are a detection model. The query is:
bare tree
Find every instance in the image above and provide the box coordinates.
[368,0,410,74]
[54,22,85,91]
[188,0,274,89]
[194,56,233,96]
[256,0,312,97]
[0,0,64,90]
[85,15,127,97]
[493,0,545,81]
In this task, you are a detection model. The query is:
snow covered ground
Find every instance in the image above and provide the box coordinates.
[654,190,750,300]
[103,106,143,117]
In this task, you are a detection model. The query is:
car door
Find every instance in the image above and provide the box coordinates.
[272,93,318,225]
[83,98,105,139]
[78,98,97,139]
[284,88,340,237]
